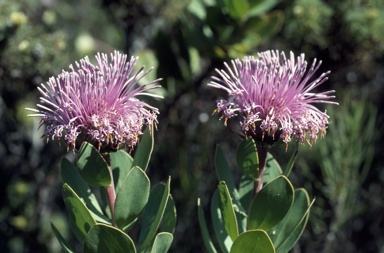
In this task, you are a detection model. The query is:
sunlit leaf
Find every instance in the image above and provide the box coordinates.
[76,142,111,187]
[83,224,135,253]
[218,181,239,241]
[62,183,96,243]
[197,198,218,253]
[132,126,154,172]
[248,176,294,230]
[230,230,275,253]
[115,167,150,230]
[151,232,173,253]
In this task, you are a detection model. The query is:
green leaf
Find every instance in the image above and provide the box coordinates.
[218,182,239,241]
[236,138,258,180]
[263,153,283,184]
[159,195,176,234]
[51,222,74,253]
[187,0,207,20]
[238,175,254,212]
[76,142,111,187]
[138,178,171,251]
[215,145,235,187]
[151,232,173,253]
[243,11,284,44]
[115,167,150,230]
[197,198,218,253]
[215,145,247,217]
[61,158,108,223]
[83,224,136,253]
[62,183,96,243]
[270,189,312,253]
[110,150,134,194]
[248,176,294,230]
[211,190,232,253]
[247,0,280,17]
[221,0,249,20]
[230,230,275,253]
[283,145,298,177]
[132,126,154,171]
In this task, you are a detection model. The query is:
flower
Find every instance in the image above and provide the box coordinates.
[26,51,162,152]
[209,50,338,148]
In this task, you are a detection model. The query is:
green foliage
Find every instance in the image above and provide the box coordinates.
[62,184,96,243]
[344,2,384,52]
[230,230,275,253]
[197,198,218,253]
[132,126,154,172]
[77,142,111,187]
[269,189,312,253]
[138,179,171,251]
[236,139,258,180]
[51,223,75,253]
[4,0,383,251]
[109,150,134,193]
[284,0,333,49]
[114,167,150,230]
[248,176,294,230]
[218,182,239,241]
[199,140,311,252]
[83,224,136,253]
[151,233,174,253]
[300,95,379,232]
[61,158,108,224]
[53,132,174,252]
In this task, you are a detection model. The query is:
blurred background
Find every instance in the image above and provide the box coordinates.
[1,0,383,252]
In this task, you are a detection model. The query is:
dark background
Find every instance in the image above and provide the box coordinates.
[1,0,383,252]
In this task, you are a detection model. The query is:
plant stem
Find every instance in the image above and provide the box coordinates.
[106,175,116,226]
[254,142,268,198]
[104,154,116,226]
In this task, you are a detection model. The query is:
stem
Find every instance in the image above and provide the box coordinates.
[106,175,116,226]
[254,142,269,198]
[104,154,116,226]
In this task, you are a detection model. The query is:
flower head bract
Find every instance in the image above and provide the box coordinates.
[26,51,162,152]
[209,50,338,148]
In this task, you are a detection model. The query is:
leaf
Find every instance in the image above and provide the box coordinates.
[218,182,239,241]
[61,158,108,223]
[138,178,171,251]
[243,11,284,44]
[159,195,176,234]
[132,125,154,172]
[238,175,254,212]
[151,232,173,253]
[230,230,275,253]
[197,198,218,253]
[270,189,313,253]
[283,145,298,177]
[83,224,136,253]
[211,190,232,253]
[236,138,258,180]
[221,0,249,20]
[115,167,150,230]
[62,183,96,243]
[248,176,294,230]
[215,145,235,187]
[263,153,283,184]
[247,0,281,17]
[110,150,134,194]
[215,145,247,217]
[76,142,111,187]
[187,0,207,20]
[51,222,74,253]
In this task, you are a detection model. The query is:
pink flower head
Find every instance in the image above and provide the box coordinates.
[209,50,338,148]
[26,51,162,152]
